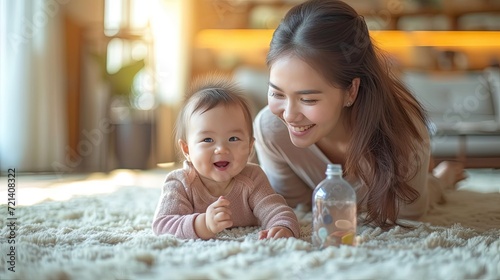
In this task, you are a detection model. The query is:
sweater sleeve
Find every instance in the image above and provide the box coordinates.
[152,173,200,239]
[246,165,301,238]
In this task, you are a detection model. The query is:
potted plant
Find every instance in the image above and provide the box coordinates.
[93,53,155,170]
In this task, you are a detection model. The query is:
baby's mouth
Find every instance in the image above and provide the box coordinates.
[214,161,229,168]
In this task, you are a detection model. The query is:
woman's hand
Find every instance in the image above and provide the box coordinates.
[205,196,233,235]
[258,226,294,239]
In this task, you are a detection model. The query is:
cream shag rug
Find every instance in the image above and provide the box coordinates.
[1,174,500,280]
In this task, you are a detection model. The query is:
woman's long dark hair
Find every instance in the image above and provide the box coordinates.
[267,0,428,229]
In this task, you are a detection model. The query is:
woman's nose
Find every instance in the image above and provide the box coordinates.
[283,102,299,123]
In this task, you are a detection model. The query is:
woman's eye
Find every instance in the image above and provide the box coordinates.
[269,91,285,99]
[301,99,318,104]
[229,136,240,142]
[202,138,213,143]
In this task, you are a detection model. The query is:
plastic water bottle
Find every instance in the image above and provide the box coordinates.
[312,164,357,248]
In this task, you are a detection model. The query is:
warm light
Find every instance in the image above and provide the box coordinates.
[151,0,185,105]
[104,0,153,35]
[131,41,148,60]
[104,0,122,36]
[371,31,500,47]
[193,29,500,71]
[195,29,500,49]
[106,38,124,74]
[1,170,156,206]
[196,29,275,50]
[2,177,121,206]
[370,31,413,48]
[130,0,152,30]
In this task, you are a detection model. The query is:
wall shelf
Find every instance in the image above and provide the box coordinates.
[189,0,500,77]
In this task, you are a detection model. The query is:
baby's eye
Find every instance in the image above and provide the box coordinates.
[229,136,240,141]
[202,138,213,143]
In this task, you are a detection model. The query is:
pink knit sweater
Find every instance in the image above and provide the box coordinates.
[152,161,300,239]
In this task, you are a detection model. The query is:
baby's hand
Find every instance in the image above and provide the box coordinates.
[205,196,233,235]
[258,226,294,239]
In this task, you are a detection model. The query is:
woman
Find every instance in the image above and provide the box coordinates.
[253,0,466,229]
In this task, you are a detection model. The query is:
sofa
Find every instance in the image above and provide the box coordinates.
[403,67,500,168]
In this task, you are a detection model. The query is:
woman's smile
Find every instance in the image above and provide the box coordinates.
[290,124,315,133]
[279,115,316,135]
[288,123,316,137]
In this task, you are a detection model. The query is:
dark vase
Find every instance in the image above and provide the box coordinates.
[113,122,152,169]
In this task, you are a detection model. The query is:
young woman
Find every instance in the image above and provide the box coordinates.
[152,77,299,240]
[254,0,466,229]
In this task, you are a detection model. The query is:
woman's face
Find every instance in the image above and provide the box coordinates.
[268,55,349,148]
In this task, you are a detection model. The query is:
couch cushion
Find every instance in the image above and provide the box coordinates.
[403,71,496,125]
[484,67,500,123]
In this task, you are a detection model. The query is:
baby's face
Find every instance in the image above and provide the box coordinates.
[185,104,253,185]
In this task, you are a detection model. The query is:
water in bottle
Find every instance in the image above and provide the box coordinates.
[312,164,357,248]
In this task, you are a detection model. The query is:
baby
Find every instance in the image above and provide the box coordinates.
[152,76,300,240]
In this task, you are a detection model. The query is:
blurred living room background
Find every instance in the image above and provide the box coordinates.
[1,0,500,175]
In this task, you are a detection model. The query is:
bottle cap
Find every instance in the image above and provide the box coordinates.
[326,164,342,175]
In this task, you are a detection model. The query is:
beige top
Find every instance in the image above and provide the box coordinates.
[254,106,442,220]
[152,161,300,239]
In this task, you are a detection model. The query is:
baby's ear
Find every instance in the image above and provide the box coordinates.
[178,139,190,162]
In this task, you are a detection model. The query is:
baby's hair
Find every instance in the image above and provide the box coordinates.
[174,75,254,161]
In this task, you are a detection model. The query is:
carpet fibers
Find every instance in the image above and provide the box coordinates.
[1,172,499,280]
